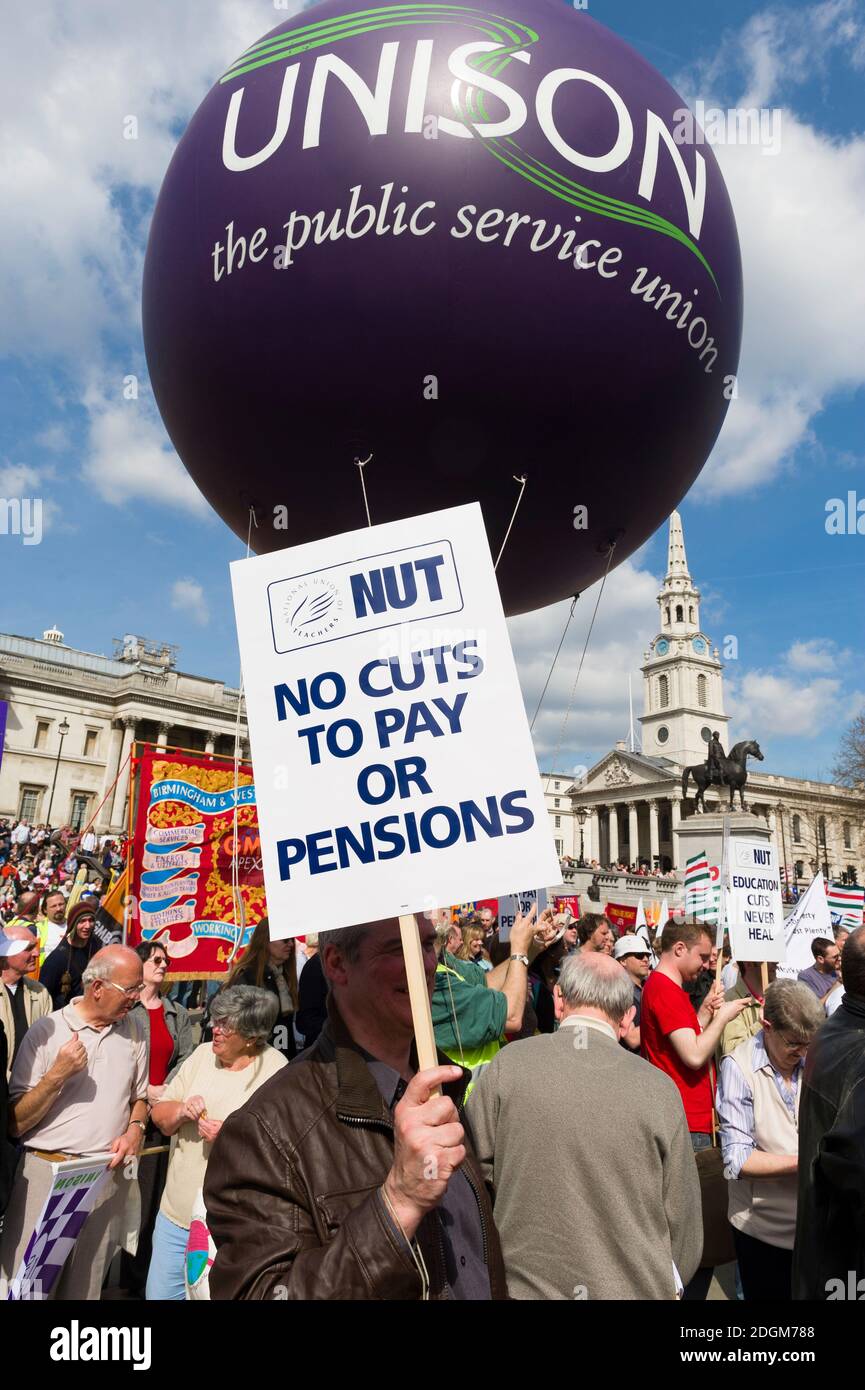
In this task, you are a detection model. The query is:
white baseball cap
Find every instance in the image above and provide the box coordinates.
[0,931,32,958]
[613,934,651,960]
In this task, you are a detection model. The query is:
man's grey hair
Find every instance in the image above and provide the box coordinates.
[210,985,278,1045]
[763,979,825,1043]
[82,957,119,987]
[557,952,634,1025]
[434,920,455,951]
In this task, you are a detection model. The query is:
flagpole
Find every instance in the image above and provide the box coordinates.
[716,814,730,985]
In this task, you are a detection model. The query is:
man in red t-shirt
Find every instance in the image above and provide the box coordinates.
[641,919,749,1145]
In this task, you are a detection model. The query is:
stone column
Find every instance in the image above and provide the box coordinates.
[97,721,124,825]
[608,804,619,866]
[156,722,170,749]
[588,806,600,865]
[627,802,639,866]
[671,798,682,871]
[109,717,137,829]
[649,798,660,869]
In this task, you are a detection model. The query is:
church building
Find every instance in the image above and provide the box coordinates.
[568,513,864,888]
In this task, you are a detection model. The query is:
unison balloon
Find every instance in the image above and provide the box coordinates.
[142,0,742,615]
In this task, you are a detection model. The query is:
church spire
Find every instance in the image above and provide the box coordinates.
[657,511,702,636]
[666,510,690,582]
[640,511,729,768]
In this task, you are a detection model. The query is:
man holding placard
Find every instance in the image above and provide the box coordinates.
[207,503,561,1298]
[204,918,506,1299]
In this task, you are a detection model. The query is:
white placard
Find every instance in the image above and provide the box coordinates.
[498,888,549,943]
[727,839,786,963]
[776,873,833,980]
[230,504,560,938]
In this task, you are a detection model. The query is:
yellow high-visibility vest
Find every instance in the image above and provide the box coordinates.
[435,961,503,1097]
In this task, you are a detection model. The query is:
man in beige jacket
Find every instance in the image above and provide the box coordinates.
[465,951,703,1299]
[0,927,51,1079]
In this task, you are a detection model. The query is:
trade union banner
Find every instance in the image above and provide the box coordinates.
[605,902,637,933]
[128,748,266,977]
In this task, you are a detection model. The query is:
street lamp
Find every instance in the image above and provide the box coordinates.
[819,815,830,883]
[46,718,70,826]
[577,807,588,867]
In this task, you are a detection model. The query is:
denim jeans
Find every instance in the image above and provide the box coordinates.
[146,1210,188,1301]
[690,1131,713,1152]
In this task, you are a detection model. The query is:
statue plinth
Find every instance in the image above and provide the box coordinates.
[677,810,771,877]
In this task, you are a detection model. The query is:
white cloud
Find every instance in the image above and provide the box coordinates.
[727,670,843,737]
[508,560,659,773]
[34,425,70,452]
[0,463,42,496]
[0,1,283,360]
[786,638,850,673]
[689,1,864,109]
[171,577,210,627]
[1,2,301,523]
[674,1,865,497]
[81,381,210,515]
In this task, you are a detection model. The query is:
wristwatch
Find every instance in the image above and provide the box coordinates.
[129,1119,147,1135]
[509,953,530,967]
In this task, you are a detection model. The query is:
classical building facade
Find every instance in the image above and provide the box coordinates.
[568,514,865,887]
[0,628,248,835]
[540,772,582,859]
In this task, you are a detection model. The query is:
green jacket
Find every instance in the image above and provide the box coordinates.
[431,952,508,1084]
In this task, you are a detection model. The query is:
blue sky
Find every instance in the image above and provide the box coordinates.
[1,0,863,784]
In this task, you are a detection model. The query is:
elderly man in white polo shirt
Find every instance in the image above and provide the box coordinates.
[0,945,148,1299]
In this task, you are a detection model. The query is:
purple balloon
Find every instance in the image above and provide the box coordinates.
[143,0,741,614]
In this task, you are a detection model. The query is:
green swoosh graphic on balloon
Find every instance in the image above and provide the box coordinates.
[219,5,716,283]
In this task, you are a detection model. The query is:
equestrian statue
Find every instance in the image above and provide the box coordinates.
[682,735,764,813]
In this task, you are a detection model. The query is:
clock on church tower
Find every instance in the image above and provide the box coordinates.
[639,512,730,769]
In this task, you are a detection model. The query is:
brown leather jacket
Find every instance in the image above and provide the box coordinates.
[203,998,507,1300]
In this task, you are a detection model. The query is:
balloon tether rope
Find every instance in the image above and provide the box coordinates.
[494,474,527,571]
[544,539,617,794]
[355,454,373,527]
[530,594,579,733]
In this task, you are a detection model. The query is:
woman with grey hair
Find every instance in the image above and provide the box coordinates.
[717,978,825,1301]
[146,985,287,1300]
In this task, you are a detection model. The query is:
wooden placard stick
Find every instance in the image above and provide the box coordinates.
[760,961,770,995]
[399,913,441,1096]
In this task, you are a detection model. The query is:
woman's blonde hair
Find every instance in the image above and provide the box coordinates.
[455,923,485,962]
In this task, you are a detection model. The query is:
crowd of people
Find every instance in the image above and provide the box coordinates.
[559,855,671,877]
[1,815,863,1302]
